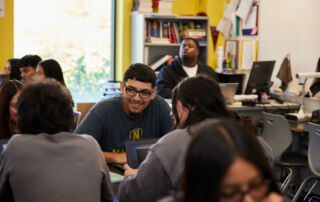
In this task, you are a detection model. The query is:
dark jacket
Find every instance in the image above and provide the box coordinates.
[156,59,219,98]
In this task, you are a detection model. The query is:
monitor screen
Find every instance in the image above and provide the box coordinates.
[244,61,276,95]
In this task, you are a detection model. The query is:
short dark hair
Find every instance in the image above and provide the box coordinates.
[123,63,156,87]
[20,54,42,69]
[17,79,74,134]
[0,80,24,139]
[182,37,200,53]
[182,119,280,202]
[172,76,230,128]
[7,58,22,80]
[38,59,66,85]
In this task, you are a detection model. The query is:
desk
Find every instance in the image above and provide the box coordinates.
[228,100,300,119]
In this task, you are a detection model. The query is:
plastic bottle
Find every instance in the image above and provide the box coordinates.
[217,46,224,73]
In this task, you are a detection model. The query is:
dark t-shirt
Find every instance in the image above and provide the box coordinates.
[75,96,173,152]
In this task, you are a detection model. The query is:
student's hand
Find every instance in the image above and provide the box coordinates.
[262,192,284,202]
[113,153,127,164]
[123,163,138,177]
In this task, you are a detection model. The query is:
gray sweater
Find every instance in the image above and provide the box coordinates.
[0,132,113,202]
[119,128,191,202]
[118,128,275,202]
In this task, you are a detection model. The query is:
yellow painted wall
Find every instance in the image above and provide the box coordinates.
[197,0,225,68]
[0,0,14,70]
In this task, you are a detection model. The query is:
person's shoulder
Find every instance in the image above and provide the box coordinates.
[151,95,170,106]
[92,96,122,112]
[152,129,190,151]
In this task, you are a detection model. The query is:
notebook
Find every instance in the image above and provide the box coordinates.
[219,83,239,104]
[125,138,158,169]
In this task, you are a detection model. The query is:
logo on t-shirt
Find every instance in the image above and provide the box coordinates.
[129,128,143,140]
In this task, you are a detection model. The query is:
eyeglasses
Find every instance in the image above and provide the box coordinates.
[220,178,270,201]
[124,86,152,99]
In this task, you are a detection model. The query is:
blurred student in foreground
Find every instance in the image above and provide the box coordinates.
[165,119,283,202]
[0,79,113,202]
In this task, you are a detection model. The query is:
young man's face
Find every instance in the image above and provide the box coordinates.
[120,79,156,116]
[179,39,199,63]
[20,66,36,83]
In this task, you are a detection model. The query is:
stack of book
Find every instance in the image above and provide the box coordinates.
[132,0,153,14]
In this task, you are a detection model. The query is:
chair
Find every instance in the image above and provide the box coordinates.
[262,112,307,192]
[292,122,320,202]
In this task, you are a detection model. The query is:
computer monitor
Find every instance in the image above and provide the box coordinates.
[125,138,158,169]
[244,61,276,95]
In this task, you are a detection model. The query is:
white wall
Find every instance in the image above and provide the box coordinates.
[258,0,320,93]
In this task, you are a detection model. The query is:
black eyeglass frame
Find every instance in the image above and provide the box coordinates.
[124,85,153,99]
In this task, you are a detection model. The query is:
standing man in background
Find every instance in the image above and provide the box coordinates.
[156,38,218,99]
[19,54,42,83]
[76,63,173,164]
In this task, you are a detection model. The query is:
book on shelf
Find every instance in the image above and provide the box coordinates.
[150,54,172,70]
[145,37,170,44]
[183,29,206,40]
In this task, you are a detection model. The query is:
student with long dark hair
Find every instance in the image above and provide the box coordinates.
[0,80,24,139]
[179,119,283,202]
[5,58,22,81]
[119,76,231,201]
[36,59,66,85]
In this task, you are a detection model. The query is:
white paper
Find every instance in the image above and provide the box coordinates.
[217,17,232,38]
[241,40,256,70]
[0,0,4,18]
[243,5,257,29]
[230,12,237,37]
[224,0,239,21]
[236,0,253,21]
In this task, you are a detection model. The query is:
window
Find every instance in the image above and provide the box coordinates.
[14,0,115,102]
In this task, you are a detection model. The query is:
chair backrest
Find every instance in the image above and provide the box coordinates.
[262,112,293,160]
[307,122,320,176]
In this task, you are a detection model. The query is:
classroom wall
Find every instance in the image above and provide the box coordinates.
[0,0,14,70]
[259,0,320,93]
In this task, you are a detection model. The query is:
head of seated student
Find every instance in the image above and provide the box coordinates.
[36,59,66,86]
[172,76,230,129]
[179,38,200,67]
[120,63,157,117]
[17,79,74,134]
[19,54,42,84]
[182,119,282,202]
[0,80,24,139]
[5,58,22,81]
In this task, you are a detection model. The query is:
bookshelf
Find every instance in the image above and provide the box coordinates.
[131,13,209,68]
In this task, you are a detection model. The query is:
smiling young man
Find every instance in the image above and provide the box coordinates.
[75,63,173,164]
[156,38,219,99]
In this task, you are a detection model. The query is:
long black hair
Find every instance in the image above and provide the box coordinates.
[182,119,280,202]
[0,80,24,139]
[172,76,230,128]
[38,59,66,86]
